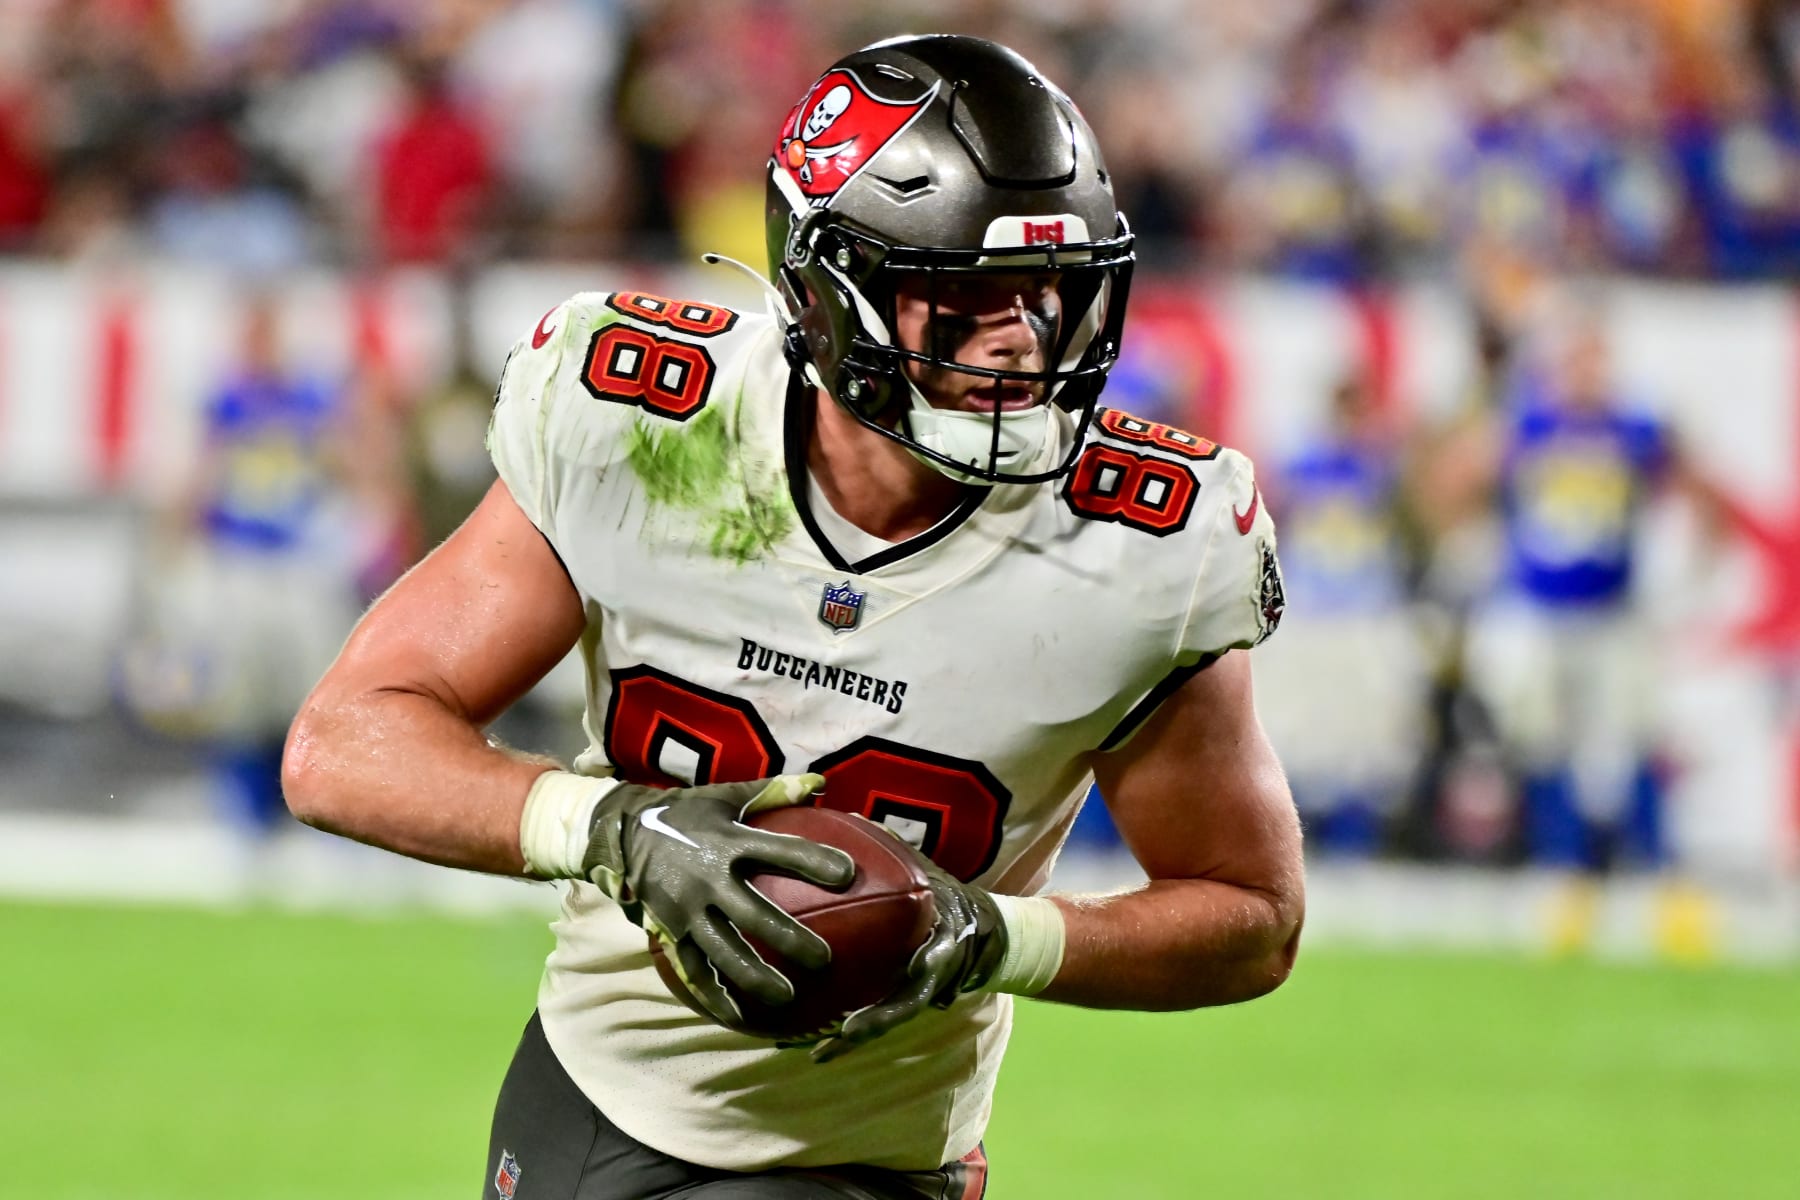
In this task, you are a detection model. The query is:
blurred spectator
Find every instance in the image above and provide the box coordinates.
[1101,285,1230,433]
[370,53,494,263]
[146,120,314,272]
[0,91,51,247]
[404,290,497,552]
[1335,14,1463,271]
[238,11,411,252]
[1255,373,1430,856]
[447,0,629,255]
[1570,91,1698,274]
[613,0,824,264]
[1401,288,1521,863]
[116,293,366,836]
[0,0,1794,279]
[1678,69,1800,277]
[1219,52,1370,282]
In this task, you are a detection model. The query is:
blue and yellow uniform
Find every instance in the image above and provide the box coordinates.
[1474,374,1671,869]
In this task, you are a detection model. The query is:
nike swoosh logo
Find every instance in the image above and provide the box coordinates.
[530,308,558,349]
[1234,486,1260,536]
[639,806,699,848]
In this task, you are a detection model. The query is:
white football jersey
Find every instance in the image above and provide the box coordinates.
[487,289,1282,1172]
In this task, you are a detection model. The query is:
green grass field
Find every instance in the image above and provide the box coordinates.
[3,900,1796,1199]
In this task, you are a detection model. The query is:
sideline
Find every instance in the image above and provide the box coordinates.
[2,813,1794,963]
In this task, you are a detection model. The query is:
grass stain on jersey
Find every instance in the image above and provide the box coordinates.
[625,404,792,563]
[627,405,730,508]
[709,489,792,564]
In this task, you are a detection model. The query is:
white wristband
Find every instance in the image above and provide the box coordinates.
[982,893,1067,996]
[519,770,619,879]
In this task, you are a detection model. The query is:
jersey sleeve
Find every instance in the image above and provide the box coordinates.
[1179,448,1284,657]
[487,299,582,531]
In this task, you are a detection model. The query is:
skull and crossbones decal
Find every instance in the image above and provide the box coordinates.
[775,69,935,198]
[783,84,854,184]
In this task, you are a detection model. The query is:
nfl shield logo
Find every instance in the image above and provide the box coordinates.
[818,581,866,633]
[494,1150,522,1199]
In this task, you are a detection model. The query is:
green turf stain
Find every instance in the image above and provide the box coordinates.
[627,404,731,507]
[625,401,792,563]
[709,488,794,563]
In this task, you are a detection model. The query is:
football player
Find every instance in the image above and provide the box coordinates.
[285,35,1302,1200]
[120,293,362,835]
[1255,374,1428,857]
[1466,317,1681,875]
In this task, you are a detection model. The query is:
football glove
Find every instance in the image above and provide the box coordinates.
[809,848,1008,1063]
[578,773,856,1029]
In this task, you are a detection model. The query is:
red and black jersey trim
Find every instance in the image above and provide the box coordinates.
[782,373,986,574]
[1097,652,1223,752]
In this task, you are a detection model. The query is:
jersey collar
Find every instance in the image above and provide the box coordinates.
[781,374,988,575]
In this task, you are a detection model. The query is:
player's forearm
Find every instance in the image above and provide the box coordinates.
[1033,876,1303,1010]
[282,686,553,876]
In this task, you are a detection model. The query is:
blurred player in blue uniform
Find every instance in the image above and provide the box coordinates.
[1255,374,1427,856]
[1467,318,1671,875]
[1223,68,1367,282]
[1675,72,1800,279]
[120,295,365,834]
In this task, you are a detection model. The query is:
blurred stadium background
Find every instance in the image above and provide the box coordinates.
[2,0,1798,1195]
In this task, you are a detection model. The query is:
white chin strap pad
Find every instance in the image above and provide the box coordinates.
[817,248,1061,480]
[902,384,1051,479]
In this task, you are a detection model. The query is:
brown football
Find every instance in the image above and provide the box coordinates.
[648,806,937,1042]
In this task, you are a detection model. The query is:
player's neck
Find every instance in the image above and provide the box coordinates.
[806,390,977,542]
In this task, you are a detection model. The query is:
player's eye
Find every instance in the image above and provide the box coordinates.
[928,313,978,358]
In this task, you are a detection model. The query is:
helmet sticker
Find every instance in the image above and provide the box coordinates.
[775,68,936,200]
[981,214,1090,248]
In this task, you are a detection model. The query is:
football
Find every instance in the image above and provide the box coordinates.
[649,806,937,1042]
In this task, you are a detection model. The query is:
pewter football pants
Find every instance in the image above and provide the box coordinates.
[483,1012,986,1200]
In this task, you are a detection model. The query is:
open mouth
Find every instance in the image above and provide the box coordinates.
[964,385,1039,412]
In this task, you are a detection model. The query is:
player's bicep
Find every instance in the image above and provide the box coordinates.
[1090,650,1301,898]
[316,478,585,726]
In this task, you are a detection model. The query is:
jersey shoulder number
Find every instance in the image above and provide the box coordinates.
[574,291,740,423]
[1061,406,1282,656]
[488,289,748,525]
[1061,407,1220,535]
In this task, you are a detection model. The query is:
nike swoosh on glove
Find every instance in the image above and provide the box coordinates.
[581,774,856,1029]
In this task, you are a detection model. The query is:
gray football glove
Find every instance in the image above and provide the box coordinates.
[810,843,1007,1063]
[582,773,855,1029]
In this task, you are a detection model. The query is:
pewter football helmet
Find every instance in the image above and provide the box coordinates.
[765,35,1134,483]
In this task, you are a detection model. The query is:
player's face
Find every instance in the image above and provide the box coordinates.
[1557,329,1612,411]
[892,272,1061,413]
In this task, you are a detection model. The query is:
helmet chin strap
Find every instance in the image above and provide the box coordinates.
[901,383,1053,482]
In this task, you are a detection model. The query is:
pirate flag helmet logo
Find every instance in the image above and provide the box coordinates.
[775,68,936,199]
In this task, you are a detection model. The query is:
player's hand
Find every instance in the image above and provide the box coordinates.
[581,774,856,1028]
[810,844,1006,1063]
